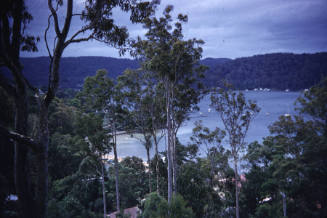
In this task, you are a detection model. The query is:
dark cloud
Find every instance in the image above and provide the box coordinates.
[21,0,327,58]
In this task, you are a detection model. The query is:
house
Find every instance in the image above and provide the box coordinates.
[108,206,140,218]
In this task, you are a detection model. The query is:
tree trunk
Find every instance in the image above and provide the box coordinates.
[14,85,36,218]
[171,85,177,195]
[153,137,160,194]
[209,154,215,189]
[281,191,286,217]
[36,103,49,218]
[101,162,107,218]
[150,103,161,195]
[172,131,177,194]
[146,147,152,193]
[113,124,120,211]
[166,80,173,204]
[234,155,240,218]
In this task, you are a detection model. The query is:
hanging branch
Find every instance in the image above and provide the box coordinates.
[0,125,40,152]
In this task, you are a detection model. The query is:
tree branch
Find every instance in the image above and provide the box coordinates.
[44,13,53,59]
[67,25,92,42]
[61,0,73,39]
[11,0,23,60]
[0,125,40,152]
[72,13,83,16]
[64,34,94,48]
[48,0,61,36]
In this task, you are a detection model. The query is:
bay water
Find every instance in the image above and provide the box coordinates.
[113,91,301,159]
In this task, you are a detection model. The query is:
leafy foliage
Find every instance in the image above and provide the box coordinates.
[141,193,194,218]
[242,79,327,217]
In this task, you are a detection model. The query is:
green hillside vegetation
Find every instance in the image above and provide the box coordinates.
[19,56,139,88]
[204,52,327,90]
[2,52,326,90]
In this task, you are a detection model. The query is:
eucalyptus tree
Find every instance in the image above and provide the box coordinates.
[78,69,126,211]
[210,87,260,218]
[117,69,153,194]
[190,120,227,188]
[131,5,206,202]
[0,0,157,216]
[117,69,165,194]
[76,113,110,218]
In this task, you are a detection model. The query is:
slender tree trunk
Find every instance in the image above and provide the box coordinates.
[146,147,152,193]
[166,80,173,204]
[14,85,36,218]
[113,123,120,211]
[172,131,177,194]
[150,103,160,194]
[281,192,286,217]
[234,155,240,218]
[101,162,107,218]
[151,98,162,195]
[171,85,177,194]
[153,137,160,194]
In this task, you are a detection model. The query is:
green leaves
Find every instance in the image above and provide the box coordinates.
[131,5,205,87]
[190,120,226,154]
[142,192,194,218]
[242,78,327,217]
[210,87,260,152]
[81,0,158,48]
[77,69,114,112]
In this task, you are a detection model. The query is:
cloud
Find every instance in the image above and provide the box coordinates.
[22,0,327,58]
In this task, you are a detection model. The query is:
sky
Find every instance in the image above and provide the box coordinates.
[21,0,327,59]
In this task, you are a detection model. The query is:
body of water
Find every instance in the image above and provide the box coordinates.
[112,91,301,159]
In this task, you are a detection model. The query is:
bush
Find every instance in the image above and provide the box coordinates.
[141,192,194,218]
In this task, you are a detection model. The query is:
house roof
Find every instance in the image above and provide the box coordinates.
[108,206,140,218]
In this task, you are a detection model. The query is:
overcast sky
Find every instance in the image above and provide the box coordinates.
[21,0,327,59]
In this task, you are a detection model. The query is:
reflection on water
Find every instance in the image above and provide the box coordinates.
[110,91,301,159]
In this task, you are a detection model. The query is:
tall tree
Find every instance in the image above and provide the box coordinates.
[190,120,227,188]
[131,5,205,202]
[117,69,166,194]
[210,86,260,218]
[0,1,41,217]
[76,113,110,218]
[78,69,124,211]
[0,0,157,217]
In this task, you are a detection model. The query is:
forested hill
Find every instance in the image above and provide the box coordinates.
[19,56,139,88]
[204,52,327,90]
[14,52,327,90]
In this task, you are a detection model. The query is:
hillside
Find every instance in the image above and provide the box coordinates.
[2,52,326,90]
[19,56,139,88]
[204,52,327,90]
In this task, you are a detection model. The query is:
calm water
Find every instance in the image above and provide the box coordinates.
[113,91,301,159]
